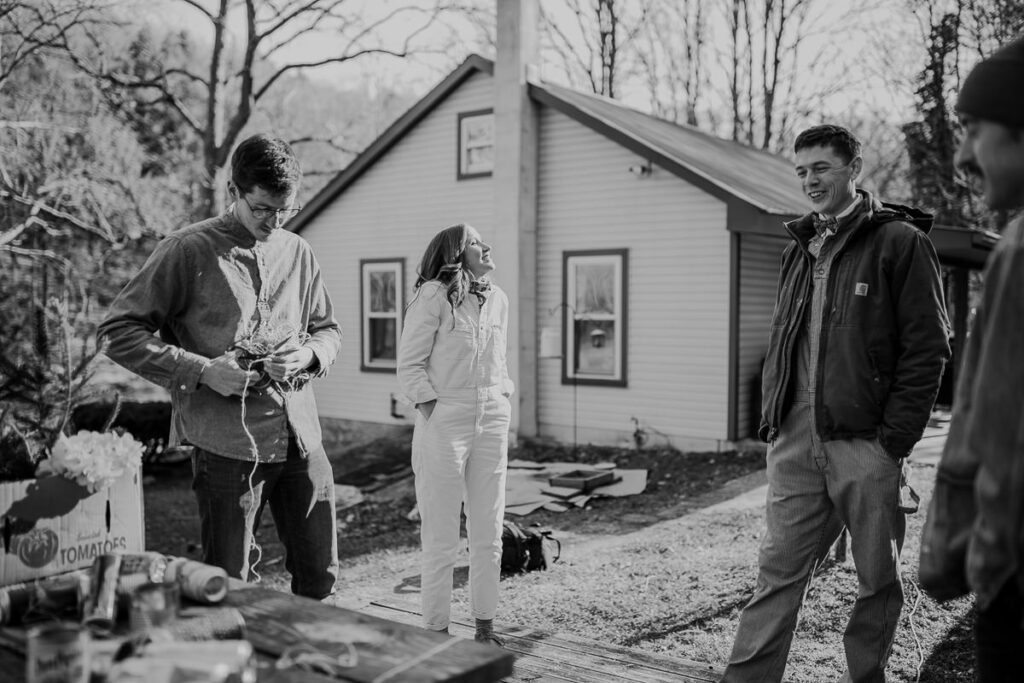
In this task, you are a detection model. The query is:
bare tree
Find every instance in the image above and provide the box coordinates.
[719,0,821,150]
[727,0,746,141]
[758,0,815,149]
[0,0,112,89]
[635,0,708,126]
[541,0,655,99]
[68,0,476,215]
[901,0,1024,231]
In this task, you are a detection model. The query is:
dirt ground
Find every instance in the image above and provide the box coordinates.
[141,429,976,681]
[142,432,767,574]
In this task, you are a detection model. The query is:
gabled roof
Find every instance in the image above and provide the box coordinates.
[528,82,809,215]
[289,55,996,269]
[292,54,494,234]
[291,53,811,234]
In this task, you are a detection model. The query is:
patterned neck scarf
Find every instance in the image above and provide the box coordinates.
[469,279,491,304]
[812,213,839,237]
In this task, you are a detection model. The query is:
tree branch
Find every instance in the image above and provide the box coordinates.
[289,134,359,156]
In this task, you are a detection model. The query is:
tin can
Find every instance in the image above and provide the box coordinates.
[118,552,169,583]
[25,621,89,683]
[0,572,89,626]
[82,553,122,635]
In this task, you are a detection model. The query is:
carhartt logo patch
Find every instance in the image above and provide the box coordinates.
[855,283,869,296]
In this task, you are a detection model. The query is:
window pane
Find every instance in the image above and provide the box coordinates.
[466,145,493,174]
[369,271,396,313]
[574,320,615,375]
[464,116,492,144]
[574,263,615,315]
[369,318,397,361]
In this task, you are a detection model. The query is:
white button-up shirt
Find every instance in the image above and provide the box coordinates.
[397,280,514,405]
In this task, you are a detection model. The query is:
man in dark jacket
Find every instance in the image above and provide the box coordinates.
[919,35,1024,682]
[722,125,950,683]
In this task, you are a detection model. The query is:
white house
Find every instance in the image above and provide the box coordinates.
[290,2,992,451]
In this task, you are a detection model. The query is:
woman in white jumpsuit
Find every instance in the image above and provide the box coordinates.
[397,223,514,646]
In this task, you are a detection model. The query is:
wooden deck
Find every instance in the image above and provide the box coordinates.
[1,583,514,683]
[359,596,723,683]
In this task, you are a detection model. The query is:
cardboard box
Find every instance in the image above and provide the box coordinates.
[0,471,144,586]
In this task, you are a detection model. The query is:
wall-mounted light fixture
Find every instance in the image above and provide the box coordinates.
[628,159,652,178]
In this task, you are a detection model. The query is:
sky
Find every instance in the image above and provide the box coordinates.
[130,0,941,136]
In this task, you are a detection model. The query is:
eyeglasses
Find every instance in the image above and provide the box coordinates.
[239,195,301,221]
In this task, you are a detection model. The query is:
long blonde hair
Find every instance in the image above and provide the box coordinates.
[413,223,474,315]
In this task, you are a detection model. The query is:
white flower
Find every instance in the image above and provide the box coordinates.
[37,430,144,492]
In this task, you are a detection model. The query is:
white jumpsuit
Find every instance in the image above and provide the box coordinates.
[396,280,514,630]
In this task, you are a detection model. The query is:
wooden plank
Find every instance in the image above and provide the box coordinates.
[361,600,691,683]
[357,604,565,683]
[223,585,514,683]
[364,597,720,683]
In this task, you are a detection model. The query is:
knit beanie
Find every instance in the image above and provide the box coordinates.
[957,35,1024,128]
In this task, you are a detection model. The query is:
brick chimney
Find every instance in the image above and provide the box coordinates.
[493,0,540,439]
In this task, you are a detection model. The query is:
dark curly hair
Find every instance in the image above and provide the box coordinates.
[230,134,301,196]
[794,125,862,164]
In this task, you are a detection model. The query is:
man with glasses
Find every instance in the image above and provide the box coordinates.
[721,125,950,682]
[100,134,342,599]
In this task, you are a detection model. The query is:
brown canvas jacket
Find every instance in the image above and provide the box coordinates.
[759,190,951,459]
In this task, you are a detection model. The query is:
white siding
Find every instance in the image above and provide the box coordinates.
[536,107,731,450]
[301,72,495,425]
[736,233,787,438]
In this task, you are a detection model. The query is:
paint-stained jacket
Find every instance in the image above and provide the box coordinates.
[759,190,951,459]
[99,213,342,461]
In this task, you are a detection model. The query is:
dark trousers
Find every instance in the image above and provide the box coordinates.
[191,440,339,599]
[975,579,1024,682]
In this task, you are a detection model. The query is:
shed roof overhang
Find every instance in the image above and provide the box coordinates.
[928,224,999,269]
[727,207,997,270]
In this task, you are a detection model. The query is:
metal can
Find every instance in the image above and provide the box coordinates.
[82,553,122,635]
[25,621,89,683]
[118,552,169,583]
[0,572,90,626]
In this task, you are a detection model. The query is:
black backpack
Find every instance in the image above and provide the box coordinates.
[500,520,560,574]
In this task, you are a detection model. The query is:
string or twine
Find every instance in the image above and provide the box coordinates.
[234,331,313,581]
[239,370,264,583]
[274,641,358,676]
[369,636,462,683]
[904,573,925,683]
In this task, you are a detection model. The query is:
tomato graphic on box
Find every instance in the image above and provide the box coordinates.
[15,527,60,568]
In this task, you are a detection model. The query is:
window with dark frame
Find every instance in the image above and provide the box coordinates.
[457,109,494,179]
[360,259,404,372]
[561,249,628,387]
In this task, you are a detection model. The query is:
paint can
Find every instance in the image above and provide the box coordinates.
[82,553,122,635]
[25,621,89,683]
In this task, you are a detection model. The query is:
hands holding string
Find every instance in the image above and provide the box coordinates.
[200,345,315,397]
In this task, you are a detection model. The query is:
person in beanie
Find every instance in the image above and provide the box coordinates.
[920,34,1024,681]
[721,125,950,683]
[397,223,514,646]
